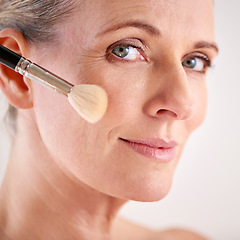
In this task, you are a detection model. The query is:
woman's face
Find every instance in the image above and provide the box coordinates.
[28,0,217,201]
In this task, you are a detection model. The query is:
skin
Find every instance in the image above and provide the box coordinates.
[0,0,218,239]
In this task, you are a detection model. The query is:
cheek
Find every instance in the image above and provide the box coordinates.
[31,82,112,177]
[195,83,208,123]
[186,82,208,132]
[78,63,148,128]
[31,83,88,159]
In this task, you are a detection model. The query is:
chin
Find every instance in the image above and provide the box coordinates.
[132,186,172,203]
[114,176,174,203]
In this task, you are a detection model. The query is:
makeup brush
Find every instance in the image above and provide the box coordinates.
[0,44,108,123]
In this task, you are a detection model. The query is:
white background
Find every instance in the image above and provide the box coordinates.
[0,1,239,239]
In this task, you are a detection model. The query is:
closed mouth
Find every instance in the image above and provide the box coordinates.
[119,138,177,162]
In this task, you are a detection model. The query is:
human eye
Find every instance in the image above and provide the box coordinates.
[112,45,144,60]
[106,38,146,63]
[182,53,212,73]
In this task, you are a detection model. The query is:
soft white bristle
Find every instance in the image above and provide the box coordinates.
[68,84,108,123]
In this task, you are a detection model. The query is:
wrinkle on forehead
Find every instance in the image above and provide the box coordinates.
[60,0,215,51]
[94,0,215,36]
[97,0,213,11]
[94,0,214,22]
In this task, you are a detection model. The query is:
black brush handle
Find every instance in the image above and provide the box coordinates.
[0,45,22,70]
[0,44,72,96]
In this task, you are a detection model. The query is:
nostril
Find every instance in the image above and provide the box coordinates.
[156,109,178,118]
[155,105,194,120]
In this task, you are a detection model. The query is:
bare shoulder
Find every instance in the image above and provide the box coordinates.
[112,217,208,240]
[157,228,209,240]
[112,217,157,240]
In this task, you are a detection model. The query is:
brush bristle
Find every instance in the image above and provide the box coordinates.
[68,84,108,123]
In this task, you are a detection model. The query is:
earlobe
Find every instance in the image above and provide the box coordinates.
[0,28,33,109]
[0,63,33,109]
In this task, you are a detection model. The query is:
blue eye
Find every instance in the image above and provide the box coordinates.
[182,57,208,71]
[112,45,144,60]
[112,45,129,58]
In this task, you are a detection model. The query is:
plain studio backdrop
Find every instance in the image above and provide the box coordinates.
[0,1,239,239]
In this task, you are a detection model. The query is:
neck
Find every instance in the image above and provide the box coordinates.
[0,111,126,240]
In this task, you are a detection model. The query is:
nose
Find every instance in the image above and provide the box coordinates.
[143,65,195,121]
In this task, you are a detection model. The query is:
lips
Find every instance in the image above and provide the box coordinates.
[119,138,177,162]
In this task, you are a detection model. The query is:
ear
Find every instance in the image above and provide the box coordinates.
[0,28,33,109]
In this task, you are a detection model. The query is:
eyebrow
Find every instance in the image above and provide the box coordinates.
[98,20,219,54]
[98,20,162,37]
[194,41,219,54]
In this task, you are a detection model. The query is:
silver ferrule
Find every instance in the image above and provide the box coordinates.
[15,57,73,96]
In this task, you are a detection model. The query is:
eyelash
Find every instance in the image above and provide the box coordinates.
[106,39,146,63]
[106,39,212,72]
[188,52,212,67]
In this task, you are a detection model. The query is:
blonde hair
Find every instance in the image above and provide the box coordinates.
[0,0,77,132]
[0,0,76,42]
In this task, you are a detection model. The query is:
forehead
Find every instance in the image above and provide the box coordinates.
[91,0,214,19]
[79,0,215,38]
